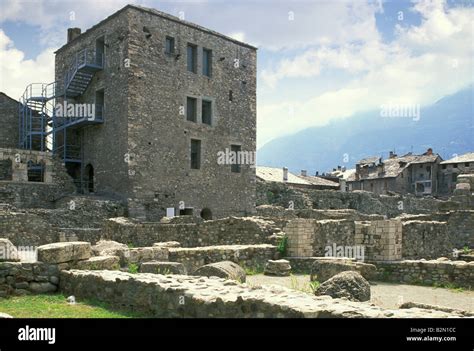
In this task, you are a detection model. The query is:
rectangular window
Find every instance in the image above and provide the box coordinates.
[231,144,241,173]
[465,162,470,167]
[202,100,212,125]
[187,44,197,73]
[186,97,197,122]
[203,48,212,77]
[165,36,175,54]
[191,139,201,169]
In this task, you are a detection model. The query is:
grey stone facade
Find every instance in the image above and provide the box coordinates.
[54,5,257,220]
[0,93,19,149]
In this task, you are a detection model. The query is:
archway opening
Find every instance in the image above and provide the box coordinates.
[84,164,94,193]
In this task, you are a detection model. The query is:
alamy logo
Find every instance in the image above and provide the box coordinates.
[325,243,365,261]
[18,325,56,344]
[217,148,256,167]
[380,103,420,121]
[55,101,95,121]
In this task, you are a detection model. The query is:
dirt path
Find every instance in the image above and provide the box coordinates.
[246,274,474,312]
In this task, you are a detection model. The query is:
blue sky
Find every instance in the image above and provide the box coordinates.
[1,0,473,147]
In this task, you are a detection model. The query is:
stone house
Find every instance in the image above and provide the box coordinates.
[16,4,257,221]
[439,152,474,195]
[348,149,443,196]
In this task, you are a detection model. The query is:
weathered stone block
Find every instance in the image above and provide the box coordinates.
[140,261,187,275]
[75,256,120,270]
[37,242,91,264]
[316,271,371,302]
[193,261,246,282]
[264,259,291,276]
[0,239,19,262]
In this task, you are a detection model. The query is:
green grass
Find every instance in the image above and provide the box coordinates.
[241,264,264,276]
[0,294,148,318]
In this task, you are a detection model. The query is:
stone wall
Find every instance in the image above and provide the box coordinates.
[102,216,281,247]
[285,218,402,262]
[257,182,467,217]
[0,148,75,208]
[0,262,59,297]
[168,244,277,273]
[375,259,473,289]
[0,197,126,246]
[0,94,19,149]
[58,269,465,317]
[397,210,474,248]
[402,221,451,259]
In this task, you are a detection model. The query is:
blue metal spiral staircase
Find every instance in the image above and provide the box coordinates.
[18,48,104,189]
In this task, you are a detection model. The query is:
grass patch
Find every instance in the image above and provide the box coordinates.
[241,264,264,276]
[0,294,148,318]
[432,282,465,292]
[128,263,139,274]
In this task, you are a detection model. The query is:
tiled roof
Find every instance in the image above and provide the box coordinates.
[256,166,311,185]
[440,152,474,164]
[298,175,339,188]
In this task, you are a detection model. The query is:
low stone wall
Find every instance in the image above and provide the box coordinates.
[168,244,277,273]
[0,262,59,297]
[58,270,466,318]
[397,211,474,249]
[287,257,355,274]
[402,221,451,259]
[375,259,474,288]
[257,182,468,217]
[0,198,126,246]
[102,216,281,247]
[285,218,402,262]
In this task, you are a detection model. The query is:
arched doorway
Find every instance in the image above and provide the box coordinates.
[84,164,94,193]
[200,208,212,220]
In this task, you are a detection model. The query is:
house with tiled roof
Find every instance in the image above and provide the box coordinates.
[439,152,474,195]
[348,148,443,196]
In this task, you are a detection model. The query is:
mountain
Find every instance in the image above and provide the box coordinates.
[257,87,474,174]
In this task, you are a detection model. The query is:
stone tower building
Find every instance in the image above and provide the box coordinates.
[54,5,257,220]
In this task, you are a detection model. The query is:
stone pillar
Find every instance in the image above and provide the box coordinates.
[285,219,314,257]
[355,220,402,262]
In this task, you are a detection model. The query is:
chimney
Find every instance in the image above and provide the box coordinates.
[283,167,288,182]
[342,166,346,172]
[67,28,82,43]
[389,151,396,159]
[300,170,307,177]
[337,165,341,171]
[315,171,319,176]
[426,148,433,156]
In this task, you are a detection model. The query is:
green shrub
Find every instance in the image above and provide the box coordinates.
[277,235,288,257]
[128,263,139,274]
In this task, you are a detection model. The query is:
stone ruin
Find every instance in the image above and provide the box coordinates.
[0,182,473,318]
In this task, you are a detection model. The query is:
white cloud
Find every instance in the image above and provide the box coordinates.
[0,30,55,100]
[257,0,474,146]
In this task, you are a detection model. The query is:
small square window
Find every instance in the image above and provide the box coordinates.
[165,36,175,54]
[465,162,470,167]
[202,100,212,125]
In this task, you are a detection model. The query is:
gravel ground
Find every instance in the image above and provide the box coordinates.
[246,274,474,312]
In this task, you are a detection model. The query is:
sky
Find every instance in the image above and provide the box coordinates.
[0,0,473,148]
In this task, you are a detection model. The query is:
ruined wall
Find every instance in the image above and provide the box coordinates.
[0,262,59,297]
[0,198,126,246]
[397,211,474,248]
[285,218,402,262]
[375,259,473,288]
[257,182,467,217]
[125,7,257,220]
[0,148,75,208]
[402,221,451,259]
[59,269,464,317]
[168,244,277,273]
[102,216,280,247]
